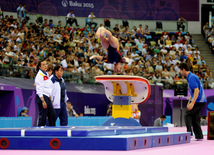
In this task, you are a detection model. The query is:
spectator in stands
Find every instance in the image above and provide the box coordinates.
[155,61,163,72]
[49,19,53,29]
[188,35,195,47]
[154,45,160,54]
[135,30,143,38]
[79,112,83,116]
[185,32,190,41]
[21,4,29,22]
[203,22,209,34]
[88,12,97,28]
[66,10,79,27]
[165,36,172,48]
[17,2,22,26]
[119,25,124,32]
[153,72,162,85]
[180,75,187,85]
[113,24,119,32]
[180,52,187,60]
[169,47,176,57]
[158,36,165,47]
[162,67,169,77]
[127,34,135,45]
[160,46,167,55]
[19,107,29,117]
[66,102,79,118]
[120,29,127,41]
[180,36,186,45]
[169,67,176,78]
[208,34,214,48]
[154,115,166,126]
[137,24,143,34]
[194,47,200,55]
[177,16,186,31]
[205,68,212,79]
[3,46,14,65]
[132,26,137,35]
[42,19,48,28]
[162,31,168,41]
[174,74,180,83]
[195,53,200,60]
[57,21,62,28]
[43,24,51,36]
[205,28,213,43]
[198,56,206,66]
[143,25,150,36]
[185,46,192,56]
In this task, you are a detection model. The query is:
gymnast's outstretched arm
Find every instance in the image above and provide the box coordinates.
[89,55,103,61]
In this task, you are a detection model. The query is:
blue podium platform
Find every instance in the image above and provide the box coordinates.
[0,126,191,150]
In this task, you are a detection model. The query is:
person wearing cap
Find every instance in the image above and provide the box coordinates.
[35,59,56,126]
[90,26,129,73]
[51,64,69,126]
[19,107,28,117]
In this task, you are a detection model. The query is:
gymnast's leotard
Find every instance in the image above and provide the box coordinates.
[102,45,123,64]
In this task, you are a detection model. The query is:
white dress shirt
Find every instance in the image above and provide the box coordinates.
[88,14,96,22]
[66,13,75,20]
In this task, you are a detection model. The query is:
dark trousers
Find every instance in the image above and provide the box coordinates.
[55,102,68,126]
[88,21,97,28]
[36,94,56,126]
[185,102,205,139]
[66,18,78,26]
[178,25,185,31]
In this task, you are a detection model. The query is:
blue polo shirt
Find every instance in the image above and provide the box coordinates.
[187,72,206,103]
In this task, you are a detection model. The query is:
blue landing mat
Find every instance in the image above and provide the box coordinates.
[0,132,191,150]
[0,126,168,137]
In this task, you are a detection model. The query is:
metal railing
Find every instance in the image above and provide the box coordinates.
[0,63,97,84]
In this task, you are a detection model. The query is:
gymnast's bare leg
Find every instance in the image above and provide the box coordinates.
[96,26,119,49]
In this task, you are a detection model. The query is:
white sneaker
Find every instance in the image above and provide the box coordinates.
[191,138,203,141]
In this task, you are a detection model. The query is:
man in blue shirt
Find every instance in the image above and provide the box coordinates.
[49,19,53,29]
[179,63,206,140]
[17,2,22,26]
[180,52,187,60]
[21,4,29,20]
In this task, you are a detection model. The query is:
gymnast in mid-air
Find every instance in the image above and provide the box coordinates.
[90,26,129,73]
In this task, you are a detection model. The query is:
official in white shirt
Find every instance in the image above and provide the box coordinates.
[35,60,56,126]
[88,12,97,28]
[66,10,79,27]
[51,65,69,126]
